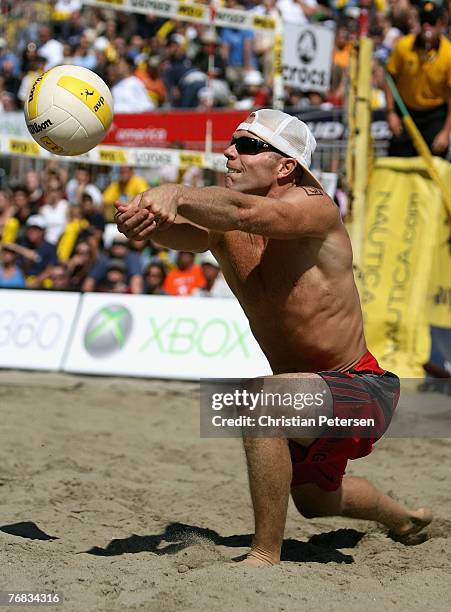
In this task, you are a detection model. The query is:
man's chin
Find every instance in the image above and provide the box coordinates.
[225,178,245,193]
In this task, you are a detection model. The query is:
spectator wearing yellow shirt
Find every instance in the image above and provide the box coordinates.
[332,26,352,71]
[102,166,149,222]
[384,1,451,158]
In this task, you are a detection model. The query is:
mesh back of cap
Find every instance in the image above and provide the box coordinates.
[253,109,314,167]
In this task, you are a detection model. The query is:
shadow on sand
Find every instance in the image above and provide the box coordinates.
[84,522,365,564]
[0,521,59,541]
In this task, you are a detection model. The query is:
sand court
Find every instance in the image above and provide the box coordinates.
[0,370,450,611]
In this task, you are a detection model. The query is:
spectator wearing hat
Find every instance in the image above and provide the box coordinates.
[92,38,110,83]
[98,259,130,293]
[384,0,451,158]
[163,251,206,296]
[234,70,270,110]
[143,261,168,295]
[17,215,58,288]
[102,166,149,223]
[82,235,143,293]
[111,55,155,113]
[192,251,234,298]
[0,243,26,289]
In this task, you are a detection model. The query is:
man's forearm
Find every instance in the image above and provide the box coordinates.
[150,220,211,252]
[177,186,249,231]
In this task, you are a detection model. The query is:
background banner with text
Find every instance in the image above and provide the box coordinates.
[63,293,271,379]
[0,290,81,371]
[361,157,451,377]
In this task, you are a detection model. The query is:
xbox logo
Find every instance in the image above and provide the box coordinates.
[84,304,133,357]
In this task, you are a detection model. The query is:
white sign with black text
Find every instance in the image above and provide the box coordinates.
[282,24,334,93]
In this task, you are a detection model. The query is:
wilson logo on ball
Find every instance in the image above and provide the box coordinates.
[27,119,53,134]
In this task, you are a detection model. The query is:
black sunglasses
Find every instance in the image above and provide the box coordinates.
[230,136,285,156]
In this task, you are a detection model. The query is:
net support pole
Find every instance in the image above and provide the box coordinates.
[349,35,373,274]
[272,14,284,110]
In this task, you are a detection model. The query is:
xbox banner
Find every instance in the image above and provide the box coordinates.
[63,294,271,379]
[0,289,81,371]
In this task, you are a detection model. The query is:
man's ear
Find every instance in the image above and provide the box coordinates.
[277,157,298,180]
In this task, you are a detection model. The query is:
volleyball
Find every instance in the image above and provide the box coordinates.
[24,65,113,156]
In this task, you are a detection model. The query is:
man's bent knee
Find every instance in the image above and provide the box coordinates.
[291,483,344,518]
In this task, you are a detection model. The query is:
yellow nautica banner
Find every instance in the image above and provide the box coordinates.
[427,185,451,329]
[361,157,451,377]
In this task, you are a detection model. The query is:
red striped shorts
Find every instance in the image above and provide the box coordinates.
[289,351,400,492]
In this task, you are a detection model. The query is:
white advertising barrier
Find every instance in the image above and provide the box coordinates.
[82,0,276,32]
[282,24,334,93]
[0,290,81,371]
[0,134,227,171]
[64,293,271,379]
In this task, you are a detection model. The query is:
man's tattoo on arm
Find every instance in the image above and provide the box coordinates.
[302,186,324,197]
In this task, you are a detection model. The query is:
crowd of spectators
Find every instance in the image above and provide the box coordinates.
[0,0,448,114]
[0,162,235,296]
[0,1,449,294]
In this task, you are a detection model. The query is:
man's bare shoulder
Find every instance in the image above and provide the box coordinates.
[281,185,342,225]
[282,184,334,205]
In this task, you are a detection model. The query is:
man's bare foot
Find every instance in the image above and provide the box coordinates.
[233,547,279,567]
[389,507,432,542]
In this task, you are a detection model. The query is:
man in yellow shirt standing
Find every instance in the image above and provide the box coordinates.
[384,0,451,158]
[102,166,149,222]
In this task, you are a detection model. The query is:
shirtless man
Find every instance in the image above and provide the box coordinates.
[114,109,431,566]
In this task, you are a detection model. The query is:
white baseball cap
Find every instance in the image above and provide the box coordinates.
[236,109,322,189]
[26,214,46,229]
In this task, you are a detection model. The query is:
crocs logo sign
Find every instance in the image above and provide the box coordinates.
[297,30,317,64]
